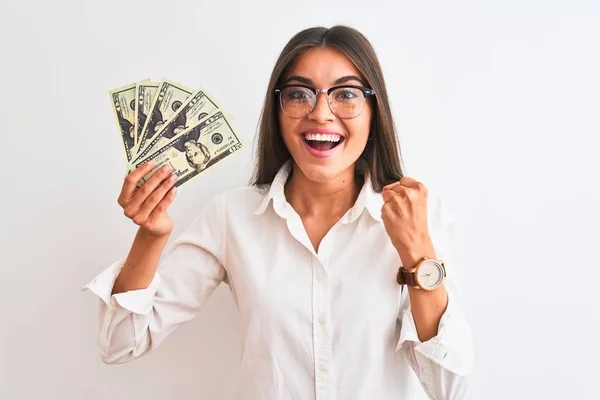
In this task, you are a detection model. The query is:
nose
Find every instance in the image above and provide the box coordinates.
[308,92,335,123]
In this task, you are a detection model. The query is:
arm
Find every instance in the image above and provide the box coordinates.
[82,194,228,364]
[389,186,474,399]
[82,162,229,364]
[112,227,171,295]
[400,249,449,343]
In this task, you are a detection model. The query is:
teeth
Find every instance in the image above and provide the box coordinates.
[304,133,341,142]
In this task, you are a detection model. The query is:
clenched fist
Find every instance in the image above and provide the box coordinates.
[381,177,435,267]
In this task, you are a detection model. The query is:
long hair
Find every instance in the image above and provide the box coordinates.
[251,25,405,192]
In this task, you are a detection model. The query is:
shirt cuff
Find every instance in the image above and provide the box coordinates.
[81,259,162,315]
[396,290,473,376]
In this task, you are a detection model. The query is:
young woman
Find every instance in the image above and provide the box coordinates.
[84,25,473,399]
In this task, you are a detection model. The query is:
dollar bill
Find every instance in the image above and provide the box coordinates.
[109,81,148,163]
[129,110,243,188]
[135,78,194,157]
[133,81,159,150]
[130,86,222,165]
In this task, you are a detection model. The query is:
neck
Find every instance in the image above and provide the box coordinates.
[284,163,362,218]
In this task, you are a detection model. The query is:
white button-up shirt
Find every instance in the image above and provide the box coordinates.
[82,160,473,399]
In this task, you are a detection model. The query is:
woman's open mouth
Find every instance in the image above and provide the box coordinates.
[302,132,345,158]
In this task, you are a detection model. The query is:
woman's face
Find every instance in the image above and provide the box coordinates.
[278,46,372,183]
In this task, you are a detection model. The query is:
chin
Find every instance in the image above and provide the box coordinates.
[294,157,354,184]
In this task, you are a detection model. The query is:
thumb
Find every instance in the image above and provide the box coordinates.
[383,182,400,191]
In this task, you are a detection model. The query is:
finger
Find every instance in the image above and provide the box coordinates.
[383,181,400,192]
[382,189,400,204]
[392,177,424,194]
[400,175,418,186]
[136,173,178,222]
[380,201,394,218]
[399,176,419,186]
[147,185,178,223]
[390,184,408,195]
[120,161,156,202]
[129,164,174,210]
[380,201,401,224]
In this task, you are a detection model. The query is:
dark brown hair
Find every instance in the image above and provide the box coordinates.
[251,25,405,192]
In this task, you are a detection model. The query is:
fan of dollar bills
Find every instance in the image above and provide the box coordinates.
[109,78,243,188]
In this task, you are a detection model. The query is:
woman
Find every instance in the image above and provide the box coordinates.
[83,25,473,399]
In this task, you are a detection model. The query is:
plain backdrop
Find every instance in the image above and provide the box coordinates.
[1,0,599,399]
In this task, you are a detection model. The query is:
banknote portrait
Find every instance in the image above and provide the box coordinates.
[118,113,135,151]
[163,110,188,141]
[172,126,211,171]
[148,107,165,138]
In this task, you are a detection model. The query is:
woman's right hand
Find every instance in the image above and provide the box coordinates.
[118,161,178,237]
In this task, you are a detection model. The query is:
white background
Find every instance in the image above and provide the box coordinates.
[1,0,599,399]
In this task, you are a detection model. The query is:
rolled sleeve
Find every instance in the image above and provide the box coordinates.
[80,259,125,307]
[81,259,162,315]
[396,290,473,376]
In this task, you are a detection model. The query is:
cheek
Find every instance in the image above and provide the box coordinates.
[278,113,302,144]
[344,110,372,146]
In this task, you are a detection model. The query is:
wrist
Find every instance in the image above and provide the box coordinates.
[397,247,436,270]
[395,234,434,265]
[139,226,172,241]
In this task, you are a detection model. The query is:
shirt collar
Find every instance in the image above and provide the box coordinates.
[253,159,383,223]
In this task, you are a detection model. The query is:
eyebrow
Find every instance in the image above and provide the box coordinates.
[283,75,366,86]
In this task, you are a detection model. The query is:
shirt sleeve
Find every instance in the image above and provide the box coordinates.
[395,190,474,399]
[80,192,229,364]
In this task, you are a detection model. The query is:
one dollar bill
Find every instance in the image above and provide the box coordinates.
[129,110,243,188]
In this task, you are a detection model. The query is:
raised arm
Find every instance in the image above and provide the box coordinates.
[82,161,228,364]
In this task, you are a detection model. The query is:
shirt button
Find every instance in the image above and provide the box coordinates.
[318,316,326,325]
[319,363,328,372]
[316,271,324,281]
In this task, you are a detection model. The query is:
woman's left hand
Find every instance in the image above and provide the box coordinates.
[381,177,435,266]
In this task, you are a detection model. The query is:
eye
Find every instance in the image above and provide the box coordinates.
[282,87,313,102]
[333,88,361,102]
[290,91,310,100]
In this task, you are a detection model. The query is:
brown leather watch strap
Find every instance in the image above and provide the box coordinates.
[396,268,418,287]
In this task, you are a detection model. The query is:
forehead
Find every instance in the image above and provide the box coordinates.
[282,47,364,85]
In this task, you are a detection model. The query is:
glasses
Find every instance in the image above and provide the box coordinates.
[274,84,375,119]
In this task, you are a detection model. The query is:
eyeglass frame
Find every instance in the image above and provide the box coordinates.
[274,84,376,119]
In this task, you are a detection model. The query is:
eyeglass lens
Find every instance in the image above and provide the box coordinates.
[280,86,365,118]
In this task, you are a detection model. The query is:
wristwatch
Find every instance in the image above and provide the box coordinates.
[397,257,447,291]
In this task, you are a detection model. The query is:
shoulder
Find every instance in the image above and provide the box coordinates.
[202,183,271,216]
[220,184,269,205]
[186,184,271,236]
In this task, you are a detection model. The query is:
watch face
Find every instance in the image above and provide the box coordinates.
[416,261,444,290]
